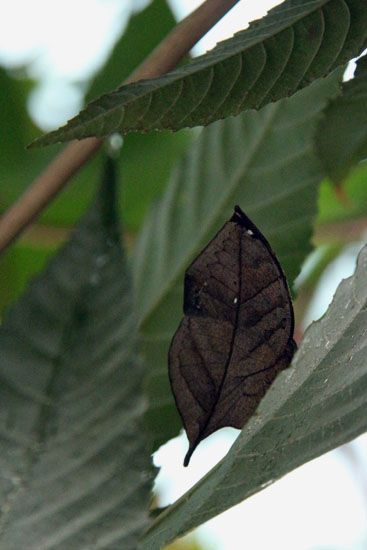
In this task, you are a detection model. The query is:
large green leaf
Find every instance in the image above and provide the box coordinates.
[141,241,367,549]
[34,0,367,146]
[0,166,154,549]
[133,71,341,449]
[316,54,367,184]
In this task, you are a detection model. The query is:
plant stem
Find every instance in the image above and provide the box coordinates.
[0,0,240,254]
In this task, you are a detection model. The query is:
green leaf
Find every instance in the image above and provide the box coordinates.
[316,54,367,184]
[133,71,342,449]
[33,0,367,146]
[141,241,367,549]
[0,164,154,549]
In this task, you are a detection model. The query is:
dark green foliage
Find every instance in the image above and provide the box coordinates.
[33,0,367,145]
[316,54,367,183]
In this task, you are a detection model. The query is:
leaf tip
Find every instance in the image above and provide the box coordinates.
[27,131,60,149]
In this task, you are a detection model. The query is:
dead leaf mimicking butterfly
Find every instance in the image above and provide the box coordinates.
[169,205,296,466]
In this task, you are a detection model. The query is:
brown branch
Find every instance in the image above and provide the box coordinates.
[0,0,240,254]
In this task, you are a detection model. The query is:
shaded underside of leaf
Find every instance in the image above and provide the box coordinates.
[0,167,153,549]
[141,241,367,549]
[133,71,342,450]
[316,53,367,184]
[33,0,367,145]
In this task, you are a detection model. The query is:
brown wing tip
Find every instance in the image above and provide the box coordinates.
[183,442,197,467]
[231,205,260,236]
[233,204,245,218]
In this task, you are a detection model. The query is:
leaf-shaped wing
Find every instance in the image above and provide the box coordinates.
[169,206,296,465]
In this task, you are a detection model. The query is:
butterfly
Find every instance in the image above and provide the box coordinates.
[169,205,296,466]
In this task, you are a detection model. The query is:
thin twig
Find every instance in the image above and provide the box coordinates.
[0,0,240,254]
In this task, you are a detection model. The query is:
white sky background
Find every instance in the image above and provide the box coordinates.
[1,1,367,548]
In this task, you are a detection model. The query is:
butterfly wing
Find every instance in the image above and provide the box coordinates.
[169,206,296,466]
